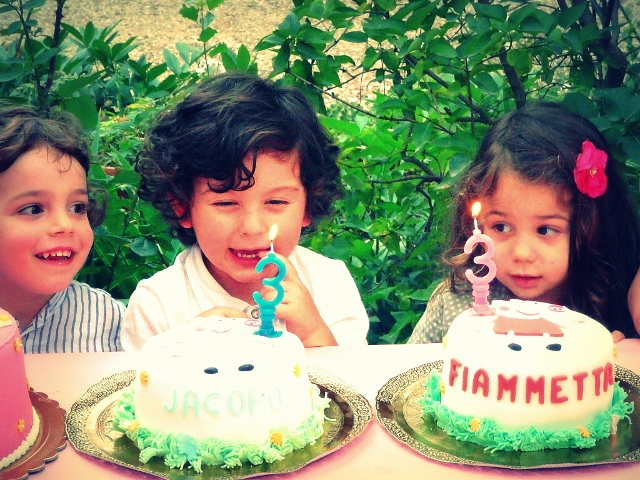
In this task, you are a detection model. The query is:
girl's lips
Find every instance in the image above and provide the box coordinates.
[509,275,540,289]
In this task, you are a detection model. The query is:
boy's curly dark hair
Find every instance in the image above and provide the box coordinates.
[0,105,104,226]
[136,72,343,246]
[447,101,640,337]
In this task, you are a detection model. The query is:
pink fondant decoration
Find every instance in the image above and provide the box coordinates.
[493,316,565,337]
[0,310,34,462]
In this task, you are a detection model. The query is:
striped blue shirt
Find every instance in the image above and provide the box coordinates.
[21,281,124,353]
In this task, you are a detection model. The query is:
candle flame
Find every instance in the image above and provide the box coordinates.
[268,224,278,242]
[471,202,481,217]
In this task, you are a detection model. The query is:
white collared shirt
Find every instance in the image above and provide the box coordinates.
[121,245,369,350]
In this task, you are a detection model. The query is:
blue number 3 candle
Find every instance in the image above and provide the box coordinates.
[252,225,285,338]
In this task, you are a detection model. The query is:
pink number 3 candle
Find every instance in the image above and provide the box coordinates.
[464,202,496,315]
[252,225,285,338]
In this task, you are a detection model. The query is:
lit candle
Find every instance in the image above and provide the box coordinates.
[252,224,285,338]
[464,202,496,315]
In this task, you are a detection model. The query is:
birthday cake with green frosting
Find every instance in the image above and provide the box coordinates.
[419,299,634,452]
[112,317,331,472]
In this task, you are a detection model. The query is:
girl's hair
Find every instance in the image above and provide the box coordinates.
[0,105,104,226]
[137,71,342,246]
[447,101,640,337]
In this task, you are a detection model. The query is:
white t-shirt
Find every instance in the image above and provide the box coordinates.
[121,245,369,350]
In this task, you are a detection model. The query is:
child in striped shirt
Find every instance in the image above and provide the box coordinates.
[0,106,124,353]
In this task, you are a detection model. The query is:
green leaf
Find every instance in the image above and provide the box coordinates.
[427,38,457,59]
[0,65,24,82]
[207,0,224,9]
[506,49,531,76]
[557,3,586,29]
[341,31,368,43]
[198,27,217,43]
[376,0,396,12]
[62,96,99,129]
[236,44,251,70]
[272,40,291,75]
[277,12,300,36]
[179,5,199,22]
[58,73,101,97]
[129,237,160,257]
[473,2,507,21]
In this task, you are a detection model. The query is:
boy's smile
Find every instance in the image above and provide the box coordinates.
[0,145,93,308]
[179,149,310,303]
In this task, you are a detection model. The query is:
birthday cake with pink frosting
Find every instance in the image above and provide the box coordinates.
[0,309,40,470]
[419,299,634,451]
[112,316,331,472]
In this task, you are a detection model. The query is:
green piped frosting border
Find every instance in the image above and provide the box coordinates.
[111,385,331,473]
[419,370,634,452]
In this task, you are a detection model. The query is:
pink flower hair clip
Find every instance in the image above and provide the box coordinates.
[573,140,608,198]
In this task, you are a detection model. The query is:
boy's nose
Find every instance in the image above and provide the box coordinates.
[239,211,265,235]
[49,210,74,234]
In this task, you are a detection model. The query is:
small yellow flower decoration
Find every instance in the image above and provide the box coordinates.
[469,418,481,432]
[270,431,284,447]
[293,364,301,377]
[578,426,590,438]
[442,335,448,349]
[139,371,149,385]
[127,420,140,433]
[17,419,25,433]
[0,314,11,324]
[613,344,618,359]
[439,381,445,395]
[14,337,23,352]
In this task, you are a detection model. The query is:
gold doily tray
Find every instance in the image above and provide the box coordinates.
[65,366,372,479]
[376,360,640,469]
[0,391,67,480]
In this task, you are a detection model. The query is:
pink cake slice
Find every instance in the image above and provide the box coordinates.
[0,309,38,469]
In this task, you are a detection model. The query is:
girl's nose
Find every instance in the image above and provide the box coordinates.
[511,235,536,262]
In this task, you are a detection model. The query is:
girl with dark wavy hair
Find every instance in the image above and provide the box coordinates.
[121,72,369,349]
[409,101,640,343]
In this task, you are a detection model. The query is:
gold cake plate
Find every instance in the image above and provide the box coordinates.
[376,360,640,469]
[0,391,67,480]
[65,366,372,479]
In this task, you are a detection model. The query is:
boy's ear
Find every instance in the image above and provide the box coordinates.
[302,212,312,228]
[169,196,192,228]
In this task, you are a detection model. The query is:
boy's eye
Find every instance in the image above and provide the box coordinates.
[70,203,88,215]
[19,204,43,215]
[267,199,289,205]
[212,201,237,207]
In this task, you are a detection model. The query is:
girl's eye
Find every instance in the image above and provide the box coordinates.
[212,201,237,207]
[267,199,289,205]
[70,203,88,215]
[537,226,558,236]
[492,223,511,234]
[19,204,43,215]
